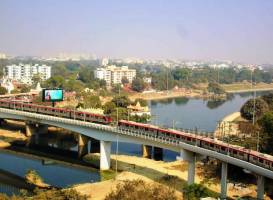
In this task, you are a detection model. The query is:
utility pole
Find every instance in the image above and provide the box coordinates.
[251,70,259,151]
[257,131,260,151]
[115,135,119,178]
[251,70,256,125]
[217,69,220,83]
[166,69,169,94]
[116,107,119,125]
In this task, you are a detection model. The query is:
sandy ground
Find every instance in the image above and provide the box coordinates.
[74,154,262,200]
[0,140,10,148]
[0,120,27,148]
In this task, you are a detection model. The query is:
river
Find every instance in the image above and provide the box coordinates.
[0,91,270,195]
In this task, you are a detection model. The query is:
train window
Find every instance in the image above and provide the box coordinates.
[210,144,214,147]
[259,158,263,163]
[233,150,237,154]
[176,135,180,138]
[187,137,191,141]
[221,147,226,151]
[253,157,257,160]
[239,152,244,156]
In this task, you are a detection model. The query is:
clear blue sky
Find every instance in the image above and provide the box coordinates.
[1,0,273,63]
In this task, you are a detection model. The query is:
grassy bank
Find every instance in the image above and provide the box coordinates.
[222,82,273,93]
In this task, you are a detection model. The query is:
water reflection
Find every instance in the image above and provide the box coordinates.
[174,97,189,105]
[206,100,226,109]
[0,151,100,189]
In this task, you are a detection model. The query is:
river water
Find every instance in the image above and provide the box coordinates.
[0,91,270,195]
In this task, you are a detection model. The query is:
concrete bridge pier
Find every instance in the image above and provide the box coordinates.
[0,118,5,125]
[78,134,89,158]
[38,124,48,135]
[220,162,228,200]
[100,141,111,170]
[142,145,152,158]
[153,147,163,161]
[257,175,265,200]
[90,138,100,153]
[178,149,196,184]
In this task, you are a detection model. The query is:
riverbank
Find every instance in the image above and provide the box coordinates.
[129,89,224,101]
[74,154,262,200]
[222,82,273,93]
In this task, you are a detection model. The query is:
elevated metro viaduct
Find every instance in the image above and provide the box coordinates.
[0,107,272,200]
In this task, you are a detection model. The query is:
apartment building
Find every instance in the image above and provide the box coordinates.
[4,64,51,84]
[94,65,136,86]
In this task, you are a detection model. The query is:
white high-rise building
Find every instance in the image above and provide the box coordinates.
[94,65,136,86]
[4,64,51,84]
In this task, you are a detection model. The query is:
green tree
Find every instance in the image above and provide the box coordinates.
[20,84,31,93]
[207,82,225,95]
[112,84,122,94]
[258,112,273,154]
[11,89,20,94]
[44,75,65,88]
[240,98,269,121]
[183,183,213,200]
[32,73,42,86]
[0,86,7,95]
[121,76,129,85]
[103,102,116,115]
[132,78,146,92]
[261,93,273,109]
[134,98,148,107]
[82,94,101,108]
[172,68,191,81]
[112,95,131,108]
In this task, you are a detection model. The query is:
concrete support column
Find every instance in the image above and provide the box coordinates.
[142,145,152,158]
[100,141,111,170]
[78,134,89,158]
[38,124,48,134]
[178,149,196,185]
[90,138,100,153]
[153,147,163,161]
[221,162,228,200]
[187,154,196,185]
[257,175,265,200]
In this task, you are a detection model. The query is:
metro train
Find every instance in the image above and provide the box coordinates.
[118,120,273,171]
[0,100,112,124]
[0,99,273,171]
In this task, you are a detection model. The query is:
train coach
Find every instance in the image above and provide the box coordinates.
[0,100,112,124]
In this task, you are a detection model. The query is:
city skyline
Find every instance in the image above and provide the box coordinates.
[1,0,273,64]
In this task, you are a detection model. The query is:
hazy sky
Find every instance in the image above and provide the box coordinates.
[1,0,273,63]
